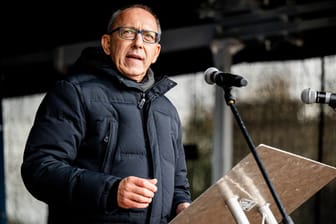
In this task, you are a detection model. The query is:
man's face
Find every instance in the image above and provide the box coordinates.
[101,7,161,82]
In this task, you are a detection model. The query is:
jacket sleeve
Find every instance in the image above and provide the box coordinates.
[20,79,120,211]
[172,116,192,213]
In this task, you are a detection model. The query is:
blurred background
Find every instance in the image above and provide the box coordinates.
[1,0,336,223]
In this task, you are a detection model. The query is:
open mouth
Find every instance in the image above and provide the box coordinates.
[126,53,143,61]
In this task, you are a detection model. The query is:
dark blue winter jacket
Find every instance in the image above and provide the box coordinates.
[21,47,191,224]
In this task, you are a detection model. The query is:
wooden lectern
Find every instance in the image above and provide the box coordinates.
[170,144,336,224]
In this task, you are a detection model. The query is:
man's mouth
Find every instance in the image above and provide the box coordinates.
[126,53,143,60]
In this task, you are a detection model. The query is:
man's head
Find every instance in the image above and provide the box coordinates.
[101,4,161,82]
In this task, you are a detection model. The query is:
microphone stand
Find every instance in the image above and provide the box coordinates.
[221,86,294,224]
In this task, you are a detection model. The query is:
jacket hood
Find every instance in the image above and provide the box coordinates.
[68,46,116,75]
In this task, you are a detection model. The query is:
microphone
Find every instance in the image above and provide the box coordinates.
[301,88,336,109]
[204,67,248,88]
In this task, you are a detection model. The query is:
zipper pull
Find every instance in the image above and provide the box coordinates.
[138,93,146,109]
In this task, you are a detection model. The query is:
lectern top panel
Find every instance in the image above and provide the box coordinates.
[169,144,336,224]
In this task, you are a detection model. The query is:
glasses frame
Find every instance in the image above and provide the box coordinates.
[109,27,161,44]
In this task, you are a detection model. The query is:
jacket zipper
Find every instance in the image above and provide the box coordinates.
[138,92,146,109]
[137,92,154,177]
[101,121,114,173]
[138,91,155,223]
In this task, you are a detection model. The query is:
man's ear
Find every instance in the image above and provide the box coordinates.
[101,34,111,55]
[151,44,161,64]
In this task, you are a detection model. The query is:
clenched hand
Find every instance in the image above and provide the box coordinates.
[117,176,158,209]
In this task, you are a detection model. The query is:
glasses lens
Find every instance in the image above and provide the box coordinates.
[142,31,157,43]
[119,28,136,40]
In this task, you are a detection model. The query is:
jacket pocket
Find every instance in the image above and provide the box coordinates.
[100,119,118,173]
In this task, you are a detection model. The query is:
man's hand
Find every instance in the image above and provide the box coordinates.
[117,176,157,209]
[176,202,190,214]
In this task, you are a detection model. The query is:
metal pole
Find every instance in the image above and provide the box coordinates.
[210,38,244,182]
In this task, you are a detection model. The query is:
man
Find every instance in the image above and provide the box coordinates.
[21,4,191,224]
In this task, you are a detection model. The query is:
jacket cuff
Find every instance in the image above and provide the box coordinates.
[107,179,121,210]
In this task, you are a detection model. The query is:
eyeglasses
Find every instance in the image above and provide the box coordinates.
[109,27,161,44]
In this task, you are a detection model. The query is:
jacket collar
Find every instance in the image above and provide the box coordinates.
[70,46,177,95]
